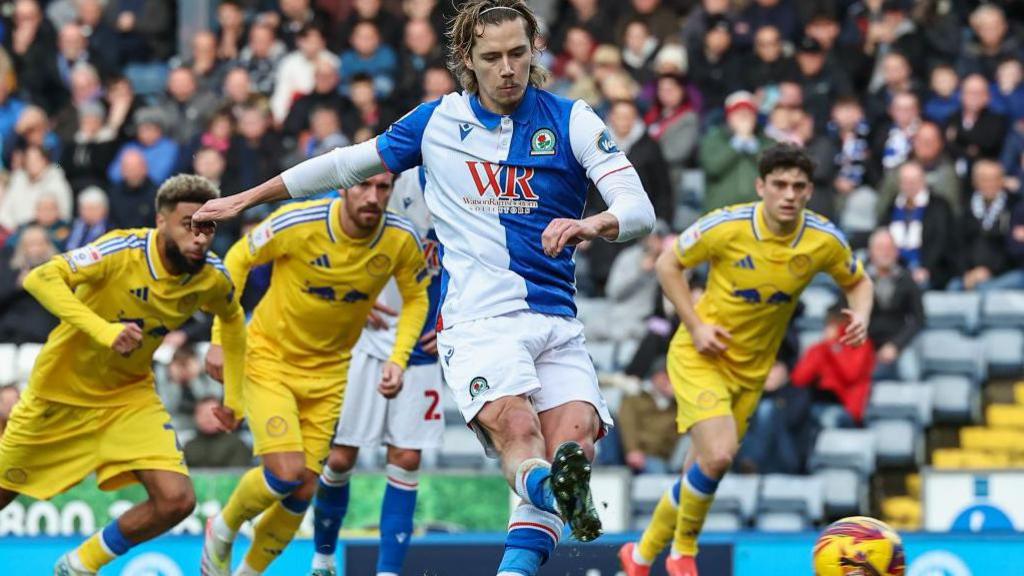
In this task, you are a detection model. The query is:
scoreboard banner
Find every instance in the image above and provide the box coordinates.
[922,469,1024,532]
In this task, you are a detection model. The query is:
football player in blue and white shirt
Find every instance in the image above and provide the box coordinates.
[192,1,655,574]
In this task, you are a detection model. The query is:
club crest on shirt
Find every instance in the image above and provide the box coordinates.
[788,254,812,278]
[366,254,392,277]
[176,293,199,313]
[469,376,490,398]
[597,129,619,154]
[530,128,556,156]
[266,416,289,437]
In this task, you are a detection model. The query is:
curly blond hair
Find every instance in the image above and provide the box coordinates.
[155,174,221,213]
[446,0,549,93]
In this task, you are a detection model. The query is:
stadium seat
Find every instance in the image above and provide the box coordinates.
[585,340,617,373]
[866,382,933,426]
[15,343,43,384]
[1016,383,1024,404]
[630,474,677,517]
[932,448,1011,469]
[797,286,838,331]
[755,511,808,532]
[882,496,922,531]
[809,429,876,475]
[959,427,1024,453]
[577,298,611,341]
[919,330,986,381]
[705,511,743,532]
[981,328,1024,376]
[615,339,640,370]
[711,474,760,523]
[816,468,865,518]
[987,404,1024,429]
[870,419,921,467]
[758,474,823,523]
[441,390,462,423]
[0,344,16,385]
[980,290,1024,328]
[923,291,981,333]
[438,425,489,469]
[925,375,978,424]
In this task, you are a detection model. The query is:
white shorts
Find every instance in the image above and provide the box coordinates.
[437,310,613,455]
[332,351,446,450]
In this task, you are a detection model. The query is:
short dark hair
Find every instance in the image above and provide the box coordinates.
[758,144,815,180]
[155,174,221,213]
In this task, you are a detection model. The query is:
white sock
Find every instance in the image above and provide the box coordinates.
[377,572,399,576]
[670,545,683,559]
[68,552,92,573]
[232,561,261,576]
[633,544,652,566]
[213,514,237,543]
[497,572,522,576]
[312,552,335,570]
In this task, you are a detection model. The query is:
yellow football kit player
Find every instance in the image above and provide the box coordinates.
[0,174,246,575]
[204,174,429,576]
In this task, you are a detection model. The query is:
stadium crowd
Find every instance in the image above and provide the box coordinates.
[0,0,1021,484]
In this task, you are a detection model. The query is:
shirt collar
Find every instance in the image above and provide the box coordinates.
[751,202,806,247]
[469,86,537,130]
[146,229,169,280]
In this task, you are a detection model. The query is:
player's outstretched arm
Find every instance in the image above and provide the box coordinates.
[839,275,874,347]
[192,139,388,229]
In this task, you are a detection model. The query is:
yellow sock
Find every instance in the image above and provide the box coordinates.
[637,478,681,562]
[244,499,309,571]
[222,466,297,532]
[672,465,719,556]
[75,532,116,572]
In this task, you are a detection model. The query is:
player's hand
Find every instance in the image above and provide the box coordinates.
[625,450,647,471]
[112,322,144,356]
[190,196,246,235]
[378,361,404,399]
[692,322,730,356]
[840,309,869,347]
[419,330,438,356]
[541,218,600,257]
[205,344,225,383]
[367,301,398,330]
[877,342,899,364]
[211,404,241,432]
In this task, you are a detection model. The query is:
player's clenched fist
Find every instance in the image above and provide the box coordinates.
[541,218,600,257]
[377,361,405,399]
[692,322,731,356]
[111,322,144,356]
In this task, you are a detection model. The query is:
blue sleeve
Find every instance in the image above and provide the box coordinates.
[375,99,442,173]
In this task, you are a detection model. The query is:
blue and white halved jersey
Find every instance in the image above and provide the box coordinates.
[375,87,634,328]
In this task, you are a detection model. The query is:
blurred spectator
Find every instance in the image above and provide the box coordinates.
[64,186,109,250]
[734,0,799,51]
[602,224,670,341]
[303,106,349,159]
[11,194,71,248]
[951,160,1020,292]
[866,52,921,124]
[956,4,1022,81]
[991,57,1024,123]
[45,0,78,30]
[617,362,677,474]
[155,67,219,145]
[271,25,337,124]
[341,21,398,98]
[54,22,112,90]
[745,25,798,90]
[402,0,445,38]
[867,228,924,381]
[610,100,672,224]
[857,1,926,91]
[275,0,331,51]
[102,0,175,69]
[825,97,875,226]
[764,98,807,146]
[193,147,227,189]
[794,36,851,129]
[946,74,1008,170]
[59,100,118,193]
[0,385,20,437]
[334,0,403,51]
[177,31,227,95]
[107,148,156,229]
[881,161,959,289]
[238,22,285,97]
[0,146,72,232]
[923,63,961,125]
[283,58,347,138]
[183,397,252,468]
[644,74,698,207]
[421,65,455,103]
[221,68,258,117]
[1002,120,1024,193]
[107,107,179,185]
[700,91,770,211]
[617,0,680,44]
[549,0,613,55]
[53,63,104,142]
[396,18,443,108]
[681,0,735,49]
[0,48,27,155]
[11,0,61,114]
[791,304,875,426]
[215,0,248,61]
[620,19,659,87]
[224,105,283,196]
[689,14,743,114]
[74,0,118,72]
[0,225,59,343]
[101,75,139,142]
[551,26,598,103]
[343,73,397,141]
[873,91,921,174]
[155,344,221,429]
[879,121,962,219]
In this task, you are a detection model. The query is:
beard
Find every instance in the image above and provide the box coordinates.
[164,237,206,275]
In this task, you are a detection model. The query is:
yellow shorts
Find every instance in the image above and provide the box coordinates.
[0,389,187,500]
[245,369,346,474]
[669,348,763,439]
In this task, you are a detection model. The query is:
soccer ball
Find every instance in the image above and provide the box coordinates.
[812,516,906,576]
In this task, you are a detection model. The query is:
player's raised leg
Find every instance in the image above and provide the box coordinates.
[60,470,196,575]
[310,445,358,576]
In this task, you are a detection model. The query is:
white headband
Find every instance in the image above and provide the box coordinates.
[479,6,520,16]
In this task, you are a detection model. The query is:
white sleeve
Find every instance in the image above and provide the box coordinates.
[569,100,655,242]
[280,138,388,198]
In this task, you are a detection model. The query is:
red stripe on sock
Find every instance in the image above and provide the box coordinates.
[387,476,419,489]
[508,521,559,543]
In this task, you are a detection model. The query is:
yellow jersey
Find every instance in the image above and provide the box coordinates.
[213,198,429,380]
[672,202,865,385]
[23,229,246,408]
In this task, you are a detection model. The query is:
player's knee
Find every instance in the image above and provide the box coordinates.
[386,447,421,471]
[498,406,543,445]
[327,446,358,473]
[153,484,196,523]
[700,449,736,478]
[292,470,319,501]
[265,454,307,483]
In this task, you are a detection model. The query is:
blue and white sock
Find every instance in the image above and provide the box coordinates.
[378,464,418,575]
[497,503,563,576]
[513,459,557,515]
[312,466,352,568]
